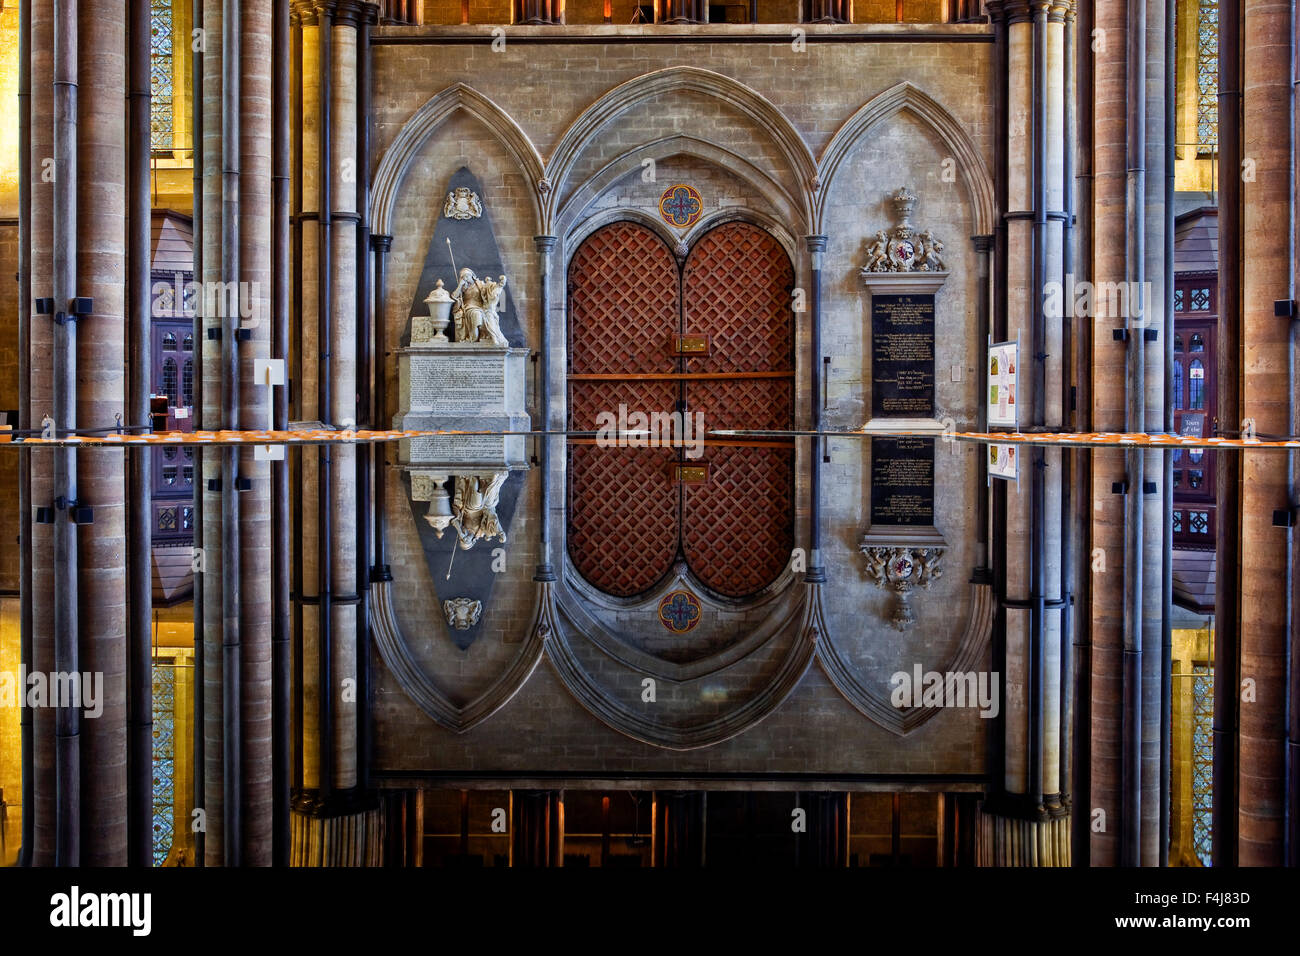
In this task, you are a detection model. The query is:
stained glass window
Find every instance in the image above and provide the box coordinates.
[1192,663,1213,866]
[1197,0,1218,154]
[182,358,194,407]
[1173,362,1183,410]
[151,0,174,150]
[151,660,176,866]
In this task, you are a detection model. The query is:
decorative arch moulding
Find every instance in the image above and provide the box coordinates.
[371,71,993,245]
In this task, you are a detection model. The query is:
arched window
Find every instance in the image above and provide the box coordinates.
[162,357,178,406]
[1172,361,1184,411]
[1189,358,1205,410]
[162,331,177,351]
[182,332,193,351]
[150,0,174,150]
[182,359,194,407]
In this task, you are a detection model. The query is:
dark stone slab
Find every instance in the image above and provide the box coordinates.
[870,436,935,527]
[871,292,935,418]
[402,469,528,651]
[404,166,526,349]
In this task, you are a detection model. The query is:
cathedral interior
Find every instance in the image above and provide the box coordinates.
[0,0,1296,882]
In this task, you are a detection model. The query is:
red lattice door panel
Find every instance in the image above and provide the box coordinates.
[567,222,681,595]
[682,222,795,430]
[681,223,795,595]
[682,445,795,597]
[567,444,680,597]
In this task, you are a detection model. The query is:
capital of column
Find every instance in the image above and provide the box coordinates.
[804,235,828,253]
[1046,0,1070,24]
[370,233,393,253]
[292,0,378,26]
[534,235,558,254]
[989,0,1036,25]
[972,234,995,253]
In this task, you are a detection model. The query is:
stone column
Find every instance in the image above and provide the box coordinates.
[978,0,1071,866]
[75,0,129,868]
[1235,0,1292,866]
[27,0,55,867]
[534,235,557,582]
[1084,0,1169,868]
[289,0,380,865]
[238,0,275,866]
[199,0,275,866]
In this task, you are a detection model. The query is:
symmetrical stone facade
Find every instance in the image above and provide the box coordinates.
[369,23,996,779]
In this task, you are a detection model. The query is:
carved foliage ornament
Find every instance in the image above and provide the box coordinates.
[861,187,947,275]
[860,544,945,630]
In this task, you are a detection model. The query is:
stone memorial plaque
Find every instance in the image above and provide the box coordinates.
[871,293,936,418]
[407,434,508,464]
[870,436,935,527]
[408,352,506,416]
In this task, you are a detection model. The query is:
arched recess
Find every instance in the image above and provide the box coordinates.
[545,67,817,233]
[816,82,996,236]
[565,219,795,601]
[369,83,545,237]
[554,135,805,244]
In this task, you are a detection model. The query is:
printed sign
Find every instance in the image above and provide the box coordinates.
[987,339,1019,428]
[988,442,1019,481]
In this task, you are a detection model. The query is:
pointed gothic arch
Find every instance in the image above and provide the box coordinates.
[369,83,546,237]
[816,82,996,236]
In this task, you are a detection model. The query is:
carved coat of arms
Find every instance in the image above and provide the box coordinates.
[443,186,483,220]
[861,187,948,275]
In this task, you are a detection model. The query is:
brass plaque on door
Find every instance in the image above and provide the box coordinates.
[669,463,710,484]
[673,333,711,356]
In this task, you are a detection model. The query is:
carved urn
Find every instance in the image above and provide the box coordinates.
[422,278,454,344]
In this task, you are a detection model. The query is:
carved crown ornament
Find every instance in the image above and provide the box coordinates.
[860,186,948,276]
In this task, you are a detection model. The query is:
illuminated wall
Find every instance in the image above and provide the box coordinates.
[1169,623,1214,866]
[1174,0,1218,193]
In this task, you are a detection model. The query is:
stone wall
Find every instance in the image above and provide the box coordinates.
[369,23,996,782]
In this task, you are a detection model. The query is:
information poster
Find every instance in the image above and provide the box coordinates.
[987,339,1019,428]
[988,442,1019,481]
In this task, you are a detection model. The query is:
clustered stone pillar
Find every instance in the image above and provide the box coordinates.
[290,0,380,866]
[24,0,131,867]
[1082,0,1168,867]
[1232,0,1292,866]
[978,0,1071,866]
[199,0,275,867]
